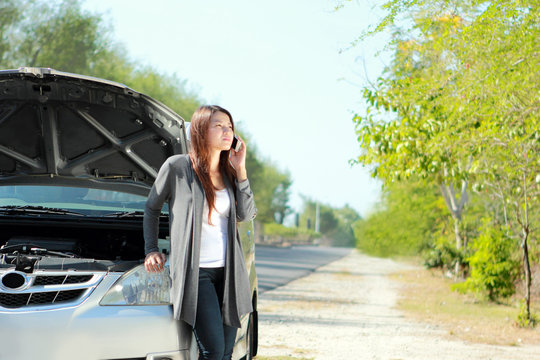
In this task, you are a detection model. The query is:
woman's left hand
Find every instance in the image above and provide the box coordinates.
[229,136,247,181]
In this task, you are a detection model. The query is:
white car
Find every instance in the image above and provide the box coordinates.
[0,67,258,360]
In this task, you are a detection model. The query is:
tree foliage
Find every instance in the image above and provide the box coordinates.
[351,0,539,322]
[354,180,448,256]
[299,197,360,247]
[244,141,292,225]
[12,0,107,73]
[0,0,22,63]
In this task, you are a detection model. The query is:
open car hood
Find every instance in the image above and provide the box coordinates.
[0,67,188,196]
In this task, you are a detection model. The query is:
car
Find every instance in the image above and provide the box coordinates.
[0,67,258,360]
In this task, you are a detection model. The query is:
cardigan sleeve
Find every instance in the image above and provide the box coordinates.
[144,158,172,255]
[235,178,257,222]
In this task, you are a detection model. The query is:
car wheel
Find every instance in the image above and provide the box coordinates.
[245,310,258,360]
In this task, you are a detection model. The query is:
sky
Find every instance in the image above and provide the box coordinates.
[82,0,389,218]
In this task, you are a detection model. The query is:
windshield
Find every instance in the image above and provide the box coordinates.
[0,185,167,216]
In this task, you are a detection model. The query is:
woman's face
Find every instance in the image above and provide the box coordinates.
[206,111,234,152]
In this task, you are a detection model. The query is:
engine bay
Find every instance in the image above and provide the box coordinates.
[0,217,166,272]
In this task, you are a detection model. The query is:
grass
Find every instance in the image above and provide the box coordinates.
[393,267,540,346]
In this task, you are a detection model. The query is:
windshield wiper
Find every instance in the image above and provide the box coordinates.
[0,205,86,217]
[103,211,168,218]
[103,210,144,218]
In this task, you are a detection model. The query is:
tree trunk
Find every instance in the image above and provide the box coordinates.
[519,171,532,324]
[522,234,532,323]
[453,216,463,277]
[440,180,468,277]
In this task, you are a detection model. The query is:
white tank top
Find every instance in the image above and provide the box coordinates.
[199,188,230,268]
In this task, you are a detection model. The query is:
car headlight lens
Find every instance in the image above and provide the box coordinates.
[100,264,171,305]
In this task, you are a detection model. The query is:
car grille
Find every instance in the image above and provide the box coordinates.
[0,271,104,310]
[34,274,94,286]
[0,289,85,308]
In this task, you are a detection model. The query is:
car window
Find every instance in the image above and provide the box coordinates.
[0,185,168,216]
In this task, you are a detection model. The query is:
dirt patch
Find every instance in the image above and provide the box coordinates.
[256,250,540,360]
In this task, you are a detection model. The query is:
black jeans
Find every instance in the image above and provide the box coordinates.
[193,267,237,360]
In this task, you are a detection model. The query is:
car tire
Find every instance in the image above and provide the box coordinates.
[245,310,258,360]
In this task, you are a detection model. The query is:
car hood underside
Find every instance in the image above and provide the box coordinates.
[0,67,187,196]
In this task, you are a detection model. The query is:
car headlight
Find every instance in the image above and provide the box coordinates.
[100,264,171,305]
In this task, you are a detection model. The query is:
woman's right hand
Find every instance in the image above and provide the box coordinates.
[144,251,167,273]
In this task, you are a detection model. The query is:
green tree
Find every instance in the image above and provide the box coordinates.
[459,2,540,322]
[299,198,337,233]
[272,173,293,224]
[300,198,360,246]
[0,0,22,64]
[354,180,449,257]
[243,140,292,225]
[4,0,109,73]
[330,205,361,247]
[354,11,474,273]
[257,162,292,224]
[349,0,539,323]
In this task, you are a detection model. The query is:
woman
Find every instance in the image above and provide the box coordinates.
[143,105,257,360]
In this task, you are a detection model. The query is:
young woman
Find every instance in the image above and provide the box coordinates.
[143,105,257,360]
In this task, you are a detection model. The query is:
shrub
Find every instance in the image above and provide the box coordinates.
[516,300,538,328]
[421,236,468,273]
[453,223,519,301]
[261,223,320,244]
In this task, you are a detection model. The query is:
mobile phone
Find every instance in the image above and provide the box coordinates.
[231,135,242,152]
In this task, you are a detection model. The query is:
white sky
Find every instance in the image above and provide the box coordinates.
[82,0,389,218]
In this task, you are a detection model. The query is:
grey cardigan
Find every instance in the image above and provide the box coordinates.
[144,154,257,328]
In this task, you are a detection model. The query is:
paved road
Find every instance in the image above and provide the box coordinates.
[254,245,352,292]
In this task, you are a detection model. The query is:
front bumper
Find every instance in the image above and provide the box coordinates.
[0,272,192,360]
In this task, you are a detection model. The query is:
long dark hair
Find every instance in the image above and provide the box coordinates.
[189,105,236,223]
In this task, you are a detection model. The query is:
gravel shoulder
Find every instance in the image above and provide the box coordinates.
[257,250,540,360]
